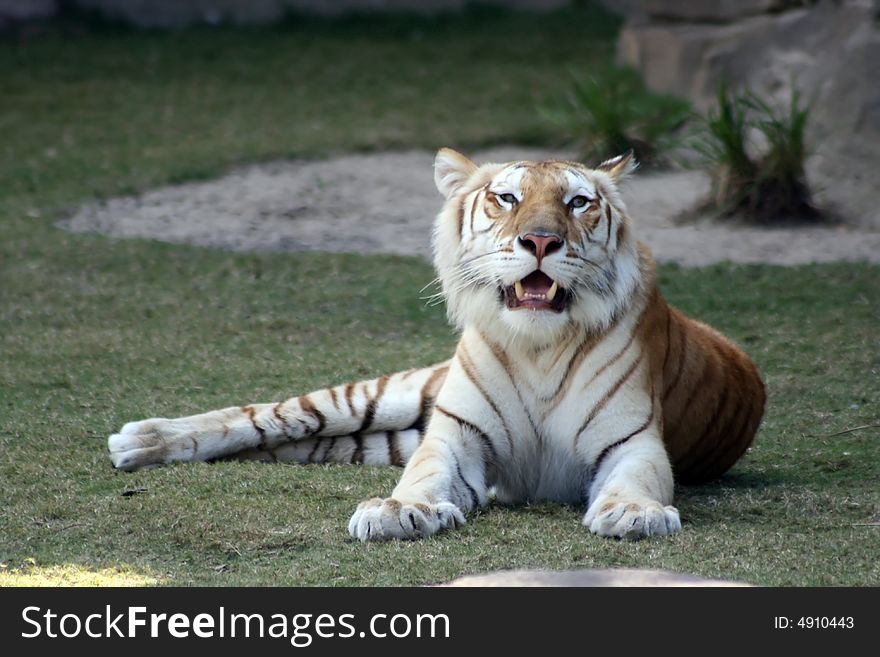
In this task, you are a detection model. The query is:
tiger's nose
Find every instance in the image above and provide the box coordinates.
[518,232,564,266]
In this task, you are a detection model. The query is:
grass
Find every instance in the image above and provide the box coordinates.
[1,8,878,587]
[541,65,690,166]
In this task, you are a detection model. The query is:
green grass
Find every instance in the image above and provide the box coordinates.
[1,8,878,587]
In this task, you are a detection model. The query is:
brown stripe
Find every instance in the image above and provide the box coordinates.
[351,435,364,464]
[574,350,644,449]
[298,395,326,436]
[679,348,716,406]
[386,431,403,467]
[314,437,337,463]
[456,195,466,238]
[306,439,321,463]
[661,306,674,377]
[677,380,732,475]
[604,203,613,247]
[665,346,718,441]
[451,450,480,510]
[542,333,597,404]
[663,318,688,402]
[319,437,335,463]
[242,405,268,448]
[434,405,498,463]
[457,342,513,453]
[272,403,292,441]
[477,331,540,441]
[329,387,339,411]
[359,375,389,434]
[696,344,743,447]
[545,331,579,372]
[592,403,655,478]
[423,364,450,396]
[478,331,515,381]
[682,353,755,480]
[577,307,648,396]
[469,190,480,235]
[404,469,441,490]
[344,383,356,416]
[409,365,450,434]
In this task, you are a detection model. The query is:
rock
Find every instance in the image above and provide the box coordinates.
[619,1,880,227]
[440,568,750,587]
[72,0,286,28]
[0,0,57,21]
[617,12,796,109]
[62,1,573,29]
[641,0,793,23]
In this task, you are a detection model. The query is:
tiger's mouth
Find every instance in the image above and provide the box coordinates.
[502,271,571,312]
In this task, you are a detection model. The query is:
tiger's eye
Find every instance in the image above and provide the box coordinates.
[569,195,589,209]
[499,193,517,205]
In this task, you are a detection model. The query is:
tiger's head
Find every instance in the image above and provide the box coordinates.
[432,148,645,346]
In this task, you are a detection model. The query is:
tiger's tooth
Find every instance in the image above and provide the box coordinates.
[515,280,525,300]
[547,280,558,301]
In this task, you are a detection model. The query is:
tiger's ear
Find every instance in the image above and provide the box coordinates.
[596,151,638,184]
[434,148,478,199]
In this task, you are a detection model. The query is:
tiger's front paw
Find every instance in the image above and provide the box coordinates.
[347,497,465,542]
[583,498,681,540]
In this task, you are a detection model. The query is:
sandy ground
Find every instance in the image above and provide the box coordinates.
[63,147,880,267]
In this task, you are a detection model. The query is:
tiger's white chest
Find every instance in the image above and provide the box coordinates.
[484,320,646,505]
[488,350,594,505]
[489,408,590,505]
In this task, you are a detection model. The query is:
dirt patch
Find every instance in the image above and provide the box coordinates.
[63,147,880,266]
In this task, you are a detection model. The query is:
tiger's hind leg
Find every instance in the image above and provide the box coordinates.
[107,362,449,471]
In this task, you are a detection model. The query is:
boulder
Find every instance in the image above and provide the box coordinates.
[641,0,794,23]
[0,0,57,30]
[618,16,782,103]
[66,0,573,28]
[619,0,880,226]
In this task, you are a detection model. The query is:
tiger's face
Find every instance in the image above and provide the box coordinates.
[432,149,644,345]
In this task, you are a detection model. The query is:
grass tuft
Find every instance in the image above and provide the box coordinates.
[541,65,690,166]
[693,83,822,222]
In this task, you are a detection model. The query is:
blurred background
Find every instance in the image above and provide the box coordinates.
[3,0,878,251]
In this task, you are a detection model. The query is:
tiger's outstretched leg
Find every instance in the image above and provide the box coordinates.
[107,362,449,471]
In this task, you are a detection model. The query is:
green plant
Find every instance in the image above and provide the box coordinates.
[694,83,820,222]
[541,66,691,166]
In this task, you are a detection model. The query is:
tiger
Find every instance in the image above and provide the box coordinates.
[108,148,766,541]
